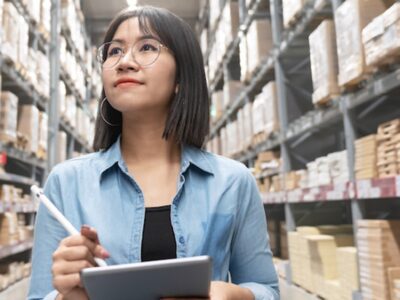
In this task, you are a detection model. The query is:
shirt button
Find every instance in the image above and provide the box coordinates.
[179,236,185,244]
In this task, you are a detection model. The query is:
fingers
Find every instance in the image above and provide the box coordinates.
[80,225,100,244]
[53,273,82,295]
[60,234,109,259]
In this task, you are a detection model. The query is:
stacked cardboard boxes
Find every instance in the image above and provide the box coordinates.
[288,225,354,295]
[337,247,360,300]
[355,134,378,179]
[388,268,400,300]
[0,261,31,291]
[377,118,400,178]
[335,0,385,88]
[309,20,340,105]
[0,92,18,145]
[357,220,400,300]
[0,213,19,245]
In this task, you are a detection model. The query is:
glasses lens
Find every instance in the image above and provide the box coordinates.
[132,39,160,67]
[97,42,124,69]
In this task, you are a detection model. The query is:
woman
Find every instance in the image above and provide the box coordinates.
[28,6,279,300]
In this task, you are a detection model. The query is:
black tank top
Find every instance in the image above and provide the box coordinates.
[141,205,177,262]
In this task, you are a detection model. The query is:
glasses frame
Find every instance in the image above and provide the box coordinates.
[97,38,170,69]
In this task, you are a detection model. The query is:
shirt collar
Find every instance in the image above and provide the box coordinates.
[98,135,214,181]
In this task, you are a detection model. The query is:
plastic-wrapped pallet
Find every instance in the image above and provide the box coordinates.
[18,15,29,70]
[38,112,48,160]
[247,19,273,76]
[37,51,50,98]
[242,102,253,149]
[57,131,67,163]
[208,0,222,31]
[363,3,400,68]
[309,20,340,105]
[59,81,67,119]
[17,105,39,154]
[0,0,3,45]
[239,35,249,82]
[335,0,385,88]
[220,127,227,157]
[237,109,245,152]
[65,95,77,128]
[26,0,41,24]
[223,81,242,110]
[226,121,238,157]
[337,247,359,300]
[362,14,386,67]
[357,220,400,300]
[355,134,378,179]
[327,150,349,185]
[221,1,239,48]
[282,0,307,28]
[2,2,19,63]
[211,91,224,124]
[0,92,18,145]
[40,0,51,34]
[252,93,267,137]
[263,82,279,137]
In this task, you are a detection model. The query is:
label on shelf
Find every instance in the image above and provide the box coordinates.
[396,176,400,197]
[0,152,7,166]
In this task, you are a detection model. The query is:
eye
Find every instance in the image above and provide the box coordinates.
[140,43,158,52]
[108,46,123,57]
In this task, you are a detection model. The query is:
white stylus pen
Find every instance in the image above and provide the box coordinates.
[31,185,108,267]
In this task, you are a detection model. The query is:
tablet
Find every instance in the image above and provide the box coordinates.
[80,255,212,300]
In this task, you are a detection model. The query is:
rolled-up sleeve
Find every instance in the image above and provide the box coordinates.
[28,169,67,300]
[229,169,279,300]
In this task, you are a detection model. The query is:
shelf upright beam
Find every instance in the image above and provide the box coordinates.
[48,0,61,174]
[270,0,295,232]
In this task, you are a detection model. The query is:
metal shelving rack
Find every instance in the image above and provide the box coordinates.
[202,0,400,297]
[0,0,98,296]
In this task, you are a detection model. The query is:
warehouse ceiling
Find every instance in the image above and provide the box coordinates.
[82,0,200,46]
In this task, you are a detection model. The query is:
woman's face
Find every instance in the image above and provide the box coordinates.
[102,17,177,117]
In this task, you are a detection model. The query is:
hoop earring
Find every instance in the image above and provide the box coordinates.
[100,97,120,127]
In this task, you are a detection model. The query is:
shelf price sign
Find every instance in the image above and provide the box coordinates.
[0,152,7,167]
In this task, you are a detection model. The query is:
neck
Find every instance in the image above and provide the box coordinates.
[120,114,181,166]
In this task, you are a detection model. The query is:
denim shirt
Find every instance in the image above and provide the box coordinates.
[28,136,279,300]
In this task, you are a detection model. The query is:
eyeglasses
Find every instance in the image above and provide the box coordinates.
[97,38,169,69]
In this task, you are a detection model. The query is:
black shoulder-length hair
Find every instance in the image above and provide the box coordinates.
[92,6,210,151]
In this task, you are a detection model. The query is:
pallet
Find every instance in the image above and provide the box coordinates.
[338,71,370,93]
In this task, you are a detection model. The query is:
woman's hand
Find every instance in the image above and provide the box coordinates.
[162,281,254,300]
[52,226,110,300]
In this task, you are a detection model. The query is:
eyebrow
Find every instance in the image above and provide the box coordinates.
[111,35,160,44]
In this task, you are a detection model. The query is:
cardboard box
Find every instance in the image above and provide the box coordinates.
[335,0,385,87]
[0,92,19,144]
[17,105,39,154]
[309,20,340,105]
[337,247,359,300]
[247,19,273,75]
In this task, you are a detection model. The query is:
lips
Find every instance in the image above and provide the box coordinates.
[114,77,144,87]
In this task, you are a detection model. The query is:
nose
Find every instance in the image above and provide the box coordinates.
[116,51,140,72]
